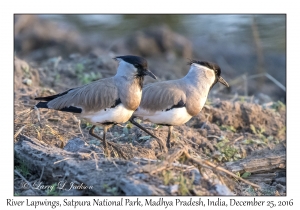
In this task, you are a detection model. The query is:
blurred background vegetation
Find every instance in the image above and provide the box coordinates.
[14,14,286,103]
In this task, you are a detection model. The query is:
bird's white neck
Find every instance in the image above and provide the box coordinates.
[183,63,216,88]
[115,60,137,79]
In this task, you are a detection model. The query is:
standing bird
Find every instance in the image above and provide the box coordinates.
[34,55,157,156]
[130,60,229,149]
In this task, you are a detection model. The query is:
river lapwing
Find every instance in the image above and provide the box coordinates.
[35,55,157,156]
[130,60,229,149]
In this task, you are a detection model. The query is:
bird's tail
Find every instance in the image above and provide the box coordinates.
[35,101,49,109]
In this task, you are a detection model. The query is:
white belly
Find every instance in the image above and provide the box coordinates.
[134,107,192,126]
[81,104,134,125]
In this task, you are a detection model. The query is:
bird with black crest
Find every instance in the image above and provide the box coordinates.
[130,59,230,150]
[34,55,158,157]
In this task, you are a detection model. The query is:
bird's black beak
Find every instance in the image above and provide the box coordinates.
[144,69,157,80]
[218,76,229,87]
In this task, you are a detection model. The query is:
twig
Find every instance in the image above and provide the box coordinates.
[140,148,185,175]
[53,158,72,164]
[23,104,36,108]
[182,137,199,147]
[115,124,125,128]
[14,125,26,139]
[72,115,84,138]
[207,135,221,139]
[109,134,125,142]
[38,166,45,183]
[112,160,122,172]
[14,170,36,192]
[230,93,239,102]
[262,102,273,107]
[200,113,211,129]
[200,122,206,129]
[15,108,33,117]
[172,163,195,171]
[248,73,286,92]
[264,73,286,91]
[14,109,33,122]
[88,126,127,159]
[90,151,100,170]
[183,151,260,189]
[107,142,127,160]
[227,136,244,146]
[34,106,42,127]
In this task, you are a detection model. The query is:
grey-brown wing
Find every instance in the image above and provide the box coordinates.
[44,78,119,113]
[140,81,187,111]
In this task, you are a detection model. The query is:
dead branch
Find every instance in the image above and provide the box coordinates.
[225,143,286,174]
[183,150,261,189]
[14,135,165,195]
[139,148,185,175]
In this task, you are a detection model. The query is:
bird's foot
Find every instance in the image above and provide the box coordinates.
[129,117,168,153]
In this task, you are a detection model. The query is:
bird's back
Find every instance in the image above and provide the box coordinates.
[137,72,212,117]
[140,79,187,112]
[46,77,119,113]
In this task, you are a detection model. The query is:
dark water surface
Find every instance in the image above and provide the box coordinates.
[17,14,285,101]
[39,14,285,53]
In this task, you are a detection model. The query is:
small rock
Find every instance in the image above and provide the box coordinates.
[69,53,81,59]
[276,171,286,178]
[275,177,286,185]
[64,138,87,152]
[214,184,234,195]
[64,138,102,154]
[275,184,286,194]
[132,173,148,180]
[169,185,179,195]
[272,182,277,186]
[190,168,201,185]
[22,78,32,86]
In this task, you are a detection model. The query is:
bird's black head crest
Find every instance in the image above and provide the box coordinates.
[115,55,148,70]
[115,55,157,89]
[187,59,221,77]
[188,59,229,89]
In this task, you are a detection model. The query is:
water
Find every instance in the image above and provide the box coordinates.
[39,14,285,53]
[16,14,286,101]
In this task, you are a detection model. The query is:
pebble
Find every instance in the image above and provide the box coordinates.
[275,177,286,185]
[169,185,179,195]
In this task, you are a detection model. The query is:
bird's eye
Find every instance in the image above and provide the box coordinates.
[134,64,141,69]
